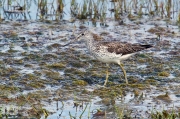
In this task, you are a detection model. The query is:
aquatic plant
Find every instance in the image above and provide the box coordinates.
[72,79,88,86]
[0,0,179,21]
[43,70,61,80]
[57,0,64,13]
[46,62,66,70]
[158,71,170,77]
[177,12,180,24]
[151,109,178,119]
[166,0,172,18]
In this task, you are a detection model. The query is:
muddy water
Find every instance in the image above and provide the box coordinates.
[0,19,179,118]
[0,0,180,119]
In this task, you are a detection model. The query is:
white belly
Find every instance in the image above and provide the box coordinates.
[89,44,135,64]
[94,53,135,64]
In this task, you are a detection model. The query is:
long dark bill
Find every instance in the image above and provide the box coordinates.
[61,32,83,47]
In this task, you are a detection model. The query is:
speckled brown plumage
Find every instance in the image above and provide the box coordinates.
[100,42,152,55]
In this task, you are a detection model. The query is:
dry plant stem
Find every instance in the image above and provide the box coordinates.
[79,104,88,118]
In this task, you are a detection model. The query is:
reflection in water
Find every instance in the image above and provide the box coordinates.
[0,0,179,22]
[0,0,66,20]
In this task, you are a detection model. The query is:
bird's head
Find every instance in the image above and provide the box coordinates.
[76,29,103,42]
[62,29,95,47]
[75,29,92,41]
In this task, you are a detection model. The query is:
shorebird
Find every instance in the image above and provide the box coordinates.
[67,29,153,86]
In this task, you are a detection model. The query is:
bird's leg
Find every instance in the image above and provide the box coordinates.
[104,64,109,86]
[119,63,128,84]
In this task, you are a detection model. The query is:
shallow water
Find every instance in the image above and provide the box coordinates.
[0,0,180,119]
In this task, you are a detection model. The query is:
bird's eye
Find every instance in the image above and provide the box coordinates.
[82,33,84,36]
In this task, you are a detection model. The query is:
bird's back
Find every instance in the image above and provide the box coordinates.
[89,41,152,64]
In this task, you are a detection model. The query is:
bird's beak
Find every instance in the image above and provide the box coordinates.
[75,33,83,41]
[61,33,82,47]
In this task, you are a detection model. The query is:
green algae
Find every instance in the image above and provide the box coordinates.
[14,59,24,64]
[100,98,113,106]
[26,54,42,60]
[43,53,58,60]
[8,49,18,53]
[46,62,66,70]
[158,71,170,77]
[27,82,45,89]
[43,70,62,80]
[144,79,158,85]
[0,84,19,94]
[10,74,21,80]
[133,89,140,97]
[72,80,88,86]
[64,68,85,78]
[69,61,87,68]
[93,86,125,99]
[24,74,38,80]
[0,67,17,77]
[151,110,178,119]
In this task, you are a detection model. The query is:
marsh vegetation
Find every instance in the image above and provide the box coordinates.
[0,0,180,119]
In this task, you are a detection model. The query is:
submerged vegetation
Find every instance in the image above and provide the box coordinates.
[0,0,179,119]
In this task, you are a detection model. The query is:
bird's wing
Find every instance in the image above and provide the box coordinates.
[99,42,152,55]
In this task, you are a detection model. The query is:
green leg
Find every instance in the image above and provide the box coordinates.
[104,64,109,86]
[119,63,128,84]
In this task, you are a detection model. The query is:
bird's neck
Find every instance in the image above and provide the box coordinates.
[85,37,95,51]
